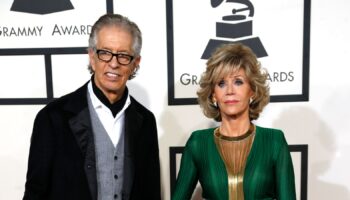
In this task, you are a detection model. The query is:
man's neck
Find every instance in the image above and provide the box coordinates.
[91,76,128,117]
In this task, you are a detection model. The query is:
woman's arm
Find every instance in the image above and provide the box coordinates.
[171,134,199,200]
[275,131,297,200]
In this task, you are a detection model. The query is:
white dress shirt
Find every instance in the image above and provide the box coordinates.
[88,81,131,146]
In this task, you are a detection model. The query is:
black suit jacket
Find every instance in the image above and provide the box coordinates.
[23,83,161,200]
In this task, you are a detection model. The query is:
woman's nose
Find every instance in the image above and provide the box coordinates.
[226,83,235,95]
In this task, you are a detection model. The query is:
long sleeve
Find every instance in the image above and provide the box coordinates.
[139,113,161,199]
[244,127,297,200]
[172,127,296,200]
[171,134,199,200]
[172,129,228,200]
[124,98,162,200]
[23,109,55,199]
[275,132,297,200]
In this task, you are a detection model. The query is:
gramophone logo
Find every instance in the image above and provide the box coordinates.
[166,0,311,105]
[201,0,268,59]
[10,0,74,14]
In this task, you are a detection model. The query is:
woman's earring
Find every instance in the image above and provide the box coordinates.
[249,97,253,105]
[211,97,218,109]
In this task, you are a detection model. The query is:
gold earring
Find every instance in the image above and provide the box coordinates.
[211,97,218,109]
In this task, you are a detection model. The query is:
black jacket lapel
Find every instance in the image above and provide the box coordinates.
[122,98,143,199]
[69,107,97,200]
[65,83,98,200]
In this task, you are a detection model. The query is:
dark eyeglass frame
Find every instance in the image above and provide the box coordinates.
[95,49,134,65]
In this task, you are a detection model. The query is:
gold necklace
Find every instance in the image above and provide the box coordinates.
[214,124,255,200]
[215,123,255,141]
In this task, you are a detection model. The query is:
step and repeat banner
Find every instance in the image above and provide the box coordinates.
[166,0,310,105]
[165,0,310,199]
[0,0,111,104]
[3,0,349,200]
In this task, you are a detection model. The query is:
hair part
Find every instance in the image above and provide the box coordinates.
[197,43,270,121]
[87,13,142,80]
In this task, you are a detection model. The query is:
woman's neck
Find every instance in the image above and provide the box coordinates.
[219,117,251,137]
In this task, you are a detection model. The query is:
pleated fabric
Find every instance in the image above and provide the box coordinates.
[172,126,296,200]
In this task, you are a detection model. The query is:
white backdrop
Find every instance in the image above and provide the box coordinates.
[0,0,350,199]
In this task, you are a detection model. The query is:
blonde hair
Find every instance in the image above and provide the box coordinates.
[197,43,270,121]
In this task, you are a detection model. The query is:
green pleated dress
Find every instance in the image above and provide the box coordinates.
[172,126,296,200]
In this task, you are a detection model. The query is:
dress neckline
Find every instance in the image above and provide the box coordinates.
[214,123,255,141]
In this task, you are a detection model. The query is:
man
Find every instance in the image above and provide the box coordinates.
[23,13,161,200]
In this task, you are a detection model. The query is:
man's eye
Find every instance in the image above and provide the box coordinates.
[118,54,130,59]
[99,50,110,55]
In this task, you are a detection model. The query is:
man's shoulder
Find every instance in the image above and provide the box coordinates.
[129,96,154,115]
[40,83,88,113]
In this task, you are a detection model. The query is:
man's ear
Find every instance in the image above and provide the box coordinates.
[134,56,141,67]
[88,49,96,71]
[132,56,141,72]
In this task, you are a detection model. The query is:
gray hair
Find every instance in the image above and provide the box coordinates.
[87,13,142,79]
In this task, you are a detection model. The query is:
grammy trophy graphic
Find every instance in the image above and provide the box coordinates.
[202,0,268,59]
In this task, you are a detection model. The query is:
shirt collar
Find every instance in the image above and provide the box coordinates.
[88,81,131,113]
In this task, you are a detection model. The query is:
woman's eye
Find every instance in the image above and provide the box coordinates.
[218,80,225,88]
[234,79,243,86]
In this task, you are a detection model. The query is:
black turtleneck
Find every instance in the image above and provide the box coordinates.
[91,76,128,117]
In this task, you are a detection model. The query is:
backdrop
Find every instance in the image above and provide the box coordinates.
[0,0,349,199]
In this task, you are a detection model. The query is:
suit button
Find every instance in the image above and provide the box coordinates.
[87,165,92,169]
[114,174,118,179]
[114,194,118,199]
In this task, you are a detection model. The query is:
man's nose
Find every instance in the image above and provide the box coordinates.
[109,55,120,68]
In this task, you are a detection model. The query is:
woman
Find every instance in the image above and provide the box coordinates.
[172,43,296,200]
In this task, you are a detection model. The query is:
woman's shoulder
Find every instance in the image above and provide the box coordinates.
[255,125,287,144]
[256,125,283,133]
[183,127,217,155]
[185,127,216,144]
[191,127,216,137]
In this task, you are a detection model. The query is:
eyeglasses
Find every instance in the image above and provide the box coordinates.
[95,49,134,65]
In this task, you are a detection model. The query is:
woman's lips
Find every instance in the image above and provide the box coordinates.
[224,100,239,104]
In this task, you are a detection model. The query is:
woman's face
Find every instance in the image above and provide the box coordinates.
[212,68,254,120]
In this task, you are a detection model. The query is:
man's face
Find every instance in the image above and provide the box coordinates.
[88,26,140,103]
